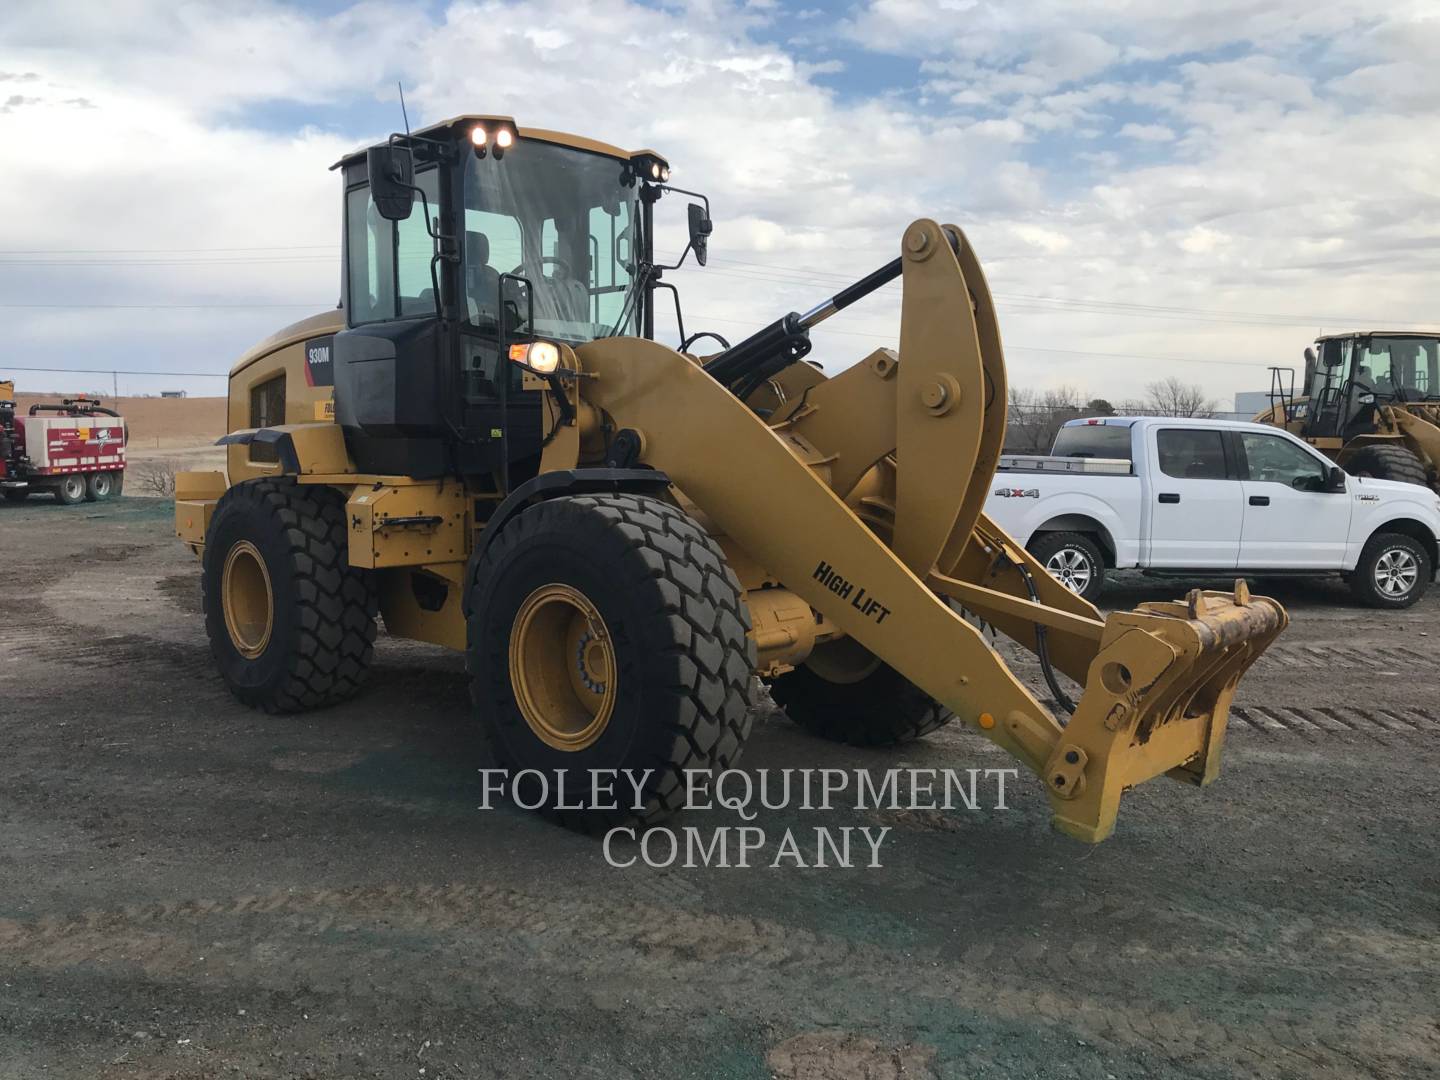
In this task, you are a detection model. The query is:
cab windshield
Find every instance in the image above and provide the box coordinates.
[463,139,641,343]
[1313,336,1440,401]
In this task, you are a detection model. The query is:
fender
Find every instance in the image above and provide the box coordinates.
[1003,489,1134,567]
[216,422,352,477]
[462,468,673,613]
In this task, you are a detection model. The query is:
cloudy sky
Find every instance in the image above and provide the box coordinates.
[2,0,1438,405]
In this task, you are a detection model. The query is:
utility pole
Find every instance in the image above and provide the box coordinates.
[112,370,118,405]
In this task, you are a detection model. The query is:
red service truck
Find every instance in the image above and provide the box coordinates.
[0,386,127,505]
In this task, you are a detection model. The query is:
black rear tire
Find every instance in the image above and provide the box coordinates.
[54,475,86,505]
[1026,531,1106,602]
[85,471,114,502]
[1,489,26,503]
[202,478,377,713]
[466,493,754,829]
[771,637,953,746]
[1346,445,1430,488]
[1349,531,1431,609]
[112,471,125,497]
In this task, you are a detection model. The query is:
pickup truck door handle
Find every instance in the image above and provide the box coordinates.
[1249,495,1270,506]
[1158,493,1180,504]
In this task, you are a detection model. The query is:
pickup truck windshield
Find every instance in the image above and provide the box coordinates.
[1052,424,1131,459]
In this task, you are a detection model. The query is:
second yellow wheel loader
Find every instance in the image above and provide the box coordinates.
[176,115,1286,842]
[1256,332,1440,491]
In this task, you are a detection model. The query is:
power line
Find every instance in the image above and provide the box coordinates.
[0,302,330,309]
[0,244,334,254]
[5,365,227,377]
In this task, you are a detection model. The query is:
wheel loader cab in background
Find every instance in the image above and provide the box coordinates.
[176,114,1288,844]
[1257,332,1440,491]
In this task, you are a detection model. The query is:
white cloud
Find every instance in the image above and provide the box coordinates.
[1117,122,1175,142]
[3,0,1440,407]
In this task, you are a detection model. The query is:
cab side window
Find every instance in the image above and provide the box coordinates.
[346,168,440,324]
[248,375,285,463]
[1157,429,1228,480]
[1240,433,1328,491]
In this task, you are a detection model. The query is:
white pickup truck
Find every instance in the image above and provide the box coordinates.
[985,416,1440,608]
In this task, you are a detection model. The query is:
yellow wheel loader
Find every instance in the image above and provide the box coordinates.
[176,115,1286,842]
[1256,332,1440,490]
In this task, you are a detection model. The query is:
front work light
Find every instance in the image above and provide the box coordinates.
[509,341,560,373]
[470,125,488,147]
[496,128,514,149]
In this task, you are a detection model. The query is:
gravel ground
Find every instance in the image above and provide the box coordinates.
[1,496,1437,1079]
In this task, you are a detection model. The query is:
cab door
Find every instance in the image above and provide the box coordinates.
[1144,427,1243,568]
[1235,430,1351,568]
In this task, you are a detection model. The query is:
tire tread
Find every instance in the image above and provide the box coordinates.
[203,478,377,713]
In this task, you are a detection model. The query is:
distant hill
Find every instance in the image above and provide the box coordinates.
[11,394,226,450]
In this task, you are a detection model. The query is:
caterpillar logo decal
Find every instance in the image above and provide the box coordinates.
[304,336,335,388]
[812,560,892,624]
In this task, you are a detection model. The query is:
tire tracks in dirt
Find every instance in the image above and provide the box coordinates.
[0,882,1434,1079]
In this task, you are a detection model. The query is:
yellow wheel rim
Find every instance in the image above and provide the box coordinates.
[222,540,274,660]
[508,583,617,752]
[804,635,882,685]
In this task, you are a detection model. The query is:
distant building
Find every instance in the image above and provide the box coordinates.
[160,390,188,399]
[1213,390,1274,422]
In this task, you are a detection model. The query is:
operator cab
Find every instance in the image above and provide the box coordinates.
[330,115,711,489]
[1302,332,1440,439]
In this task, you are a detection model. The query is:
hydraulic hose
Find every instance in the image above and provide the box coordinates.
[1000,553,1078,717]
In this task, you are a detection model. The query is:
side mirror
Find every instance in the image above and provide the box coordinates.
[1303,346,1316,365]
[687,202,712,267]
[366,145,414,221]
[1326,466,1346,493]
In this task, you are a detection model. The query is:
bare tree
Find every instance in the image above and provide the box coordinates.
[1141,376,1217,418]
[134,458,179,497]
[1006,385,1086,452]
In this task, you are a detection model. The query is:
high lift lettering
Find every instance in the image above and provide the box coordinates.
[812,560,892,625]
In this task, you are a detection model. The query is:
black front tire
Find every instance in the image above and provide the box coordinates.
[466,493,755,828]
[1349,532,1431,609]
[771,637,953,747]
[1,489,27,503]
[1346,445,1430,488]
[202,478,377,713]
[1027,531,1106,602]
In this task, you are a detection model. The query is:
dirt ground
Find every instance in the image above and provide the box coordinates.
[1,496,1437,1079]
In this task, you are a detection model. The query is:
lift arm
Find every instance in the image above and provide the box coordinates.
[573,219,1286,842]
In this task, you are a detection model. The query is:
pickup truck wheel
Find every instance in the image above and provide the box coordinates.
[1027,532,1105,602]
[1349,532,1431,609]
[1346,445,1429,488]
[770,637,953,746]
